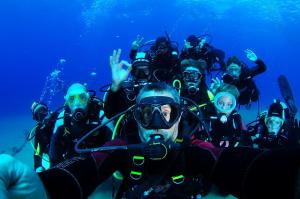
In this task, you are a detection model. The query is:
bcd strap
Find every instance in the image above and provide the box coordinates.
[128,152,145,181]
[129,155,145,181]
[175,138,184,143]
[133,155,145,166]
[130,170,142,180]
[171,174,185,185]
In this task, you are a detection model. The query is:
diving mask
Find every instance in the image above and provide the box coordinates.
[183,68,202,95]
[265,116,284,135]
[66,93,89,107]
[131,58,151,81]
[31,102,49,122]
[183,69,202,83]
[214,92,237,115]
[227,64,241,79]
[134,96,182,129]
[65,92,90,121]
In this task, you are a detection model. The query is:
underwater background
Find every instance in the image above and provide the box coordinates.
[0,0,299,197]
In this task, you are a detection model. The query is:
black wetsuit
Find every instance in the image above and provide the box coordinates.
[33,111,59,170]
[49,109,112,166]
[180,81,212,107]
[222,59,267,105]
[104,85,141,144]
[39,139,300,199]
[104,82,214,144]
[104,86,138,119]
[180,43,226,72]
[253,114,295,149]
[179,81,215,140]
[130,44,179,83]
[40,139,218,199]
[204,110,248,147]
[254,125,289,149]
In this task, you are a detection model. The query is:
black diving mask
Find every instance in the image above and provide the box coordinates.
[155,44,169,56]
[133,96,182,129]
[183,70,202,95]
[131,58,151,81]
[183,70,202,83]
[31,102,49,122]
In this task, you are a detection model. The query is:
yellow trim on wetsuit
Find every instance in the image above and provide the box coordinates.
[207,90,214,102]
[112,114,126,140]
[172,79,182,95]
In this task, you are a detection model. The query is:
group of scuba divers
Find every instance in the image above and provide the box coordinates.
[19,33,300,198]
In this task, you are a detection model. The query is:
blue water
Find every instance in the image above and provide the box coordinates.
[0,0,299,155]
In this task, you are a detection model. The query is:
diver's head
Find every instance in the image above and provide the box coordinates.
[226,56,242,79]
[186,35,200,48]
[265,100,286,136]
[180,59,206,95]
[65,83,90,121]
[214,84,239,116]
[134,82,182,143]
[131,52,152,82]
[155,36,170,55]
[31,101,49,122]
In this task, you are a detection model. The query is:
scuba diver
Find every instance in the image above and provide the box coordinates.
[129,34,180,82]
[173,58,215,140]
[105,49,151,118]
[105,50,210,144]
[30,59,67,171]
[222,49,267,106]
[203,82,248,148]
[248,76,299,149]
[180,34,226,72]
[1,82,299,199]
[49,83,112,166]
[49,82,218,198]
[30,101,60,172]
[249,100,291,149]
[178,58,213,106]
[104,49,157,144]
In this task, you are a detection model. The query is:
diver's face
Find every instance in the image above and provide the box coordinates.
[157,42,168,54]
[214,93,236,115]
[132,65,151,81]
[227,63,241,79]
[266,116,283,135]
[137,91,180,143]
[217,96,233,110]
[65,88,89,114]
[183,67,202,84]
